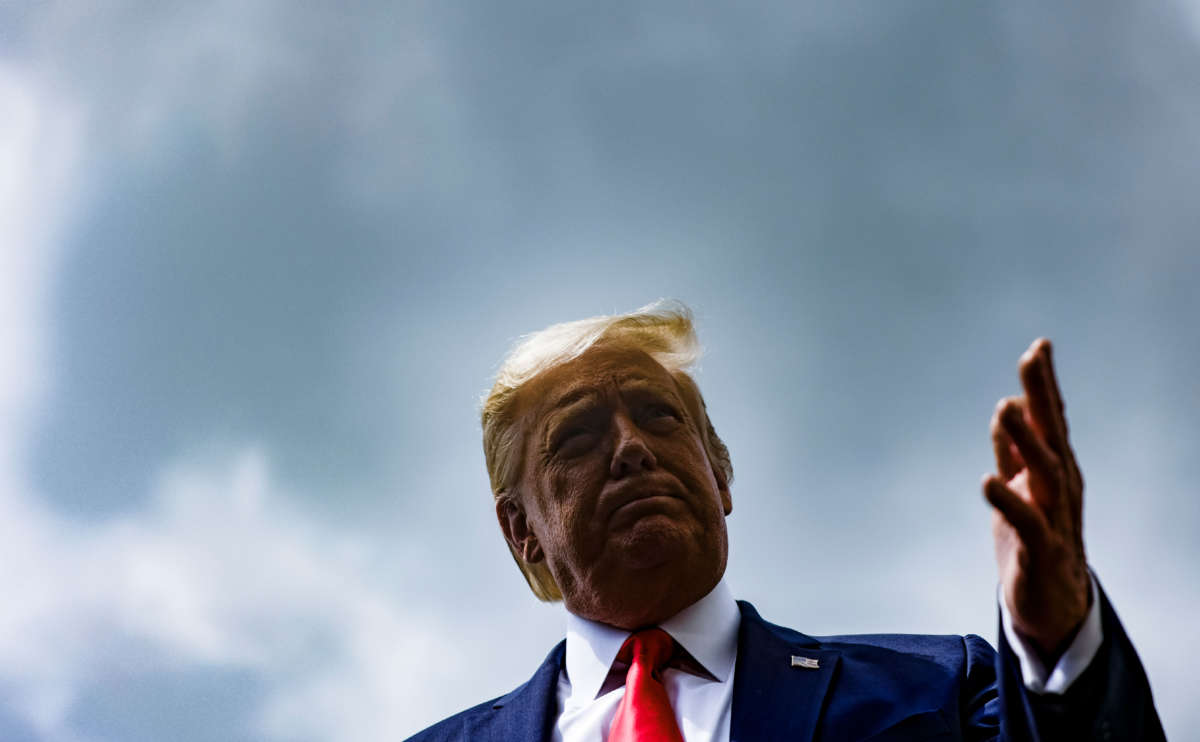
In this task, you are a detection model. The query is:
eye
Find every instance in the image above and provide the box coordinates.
[641,404,681,429]
[552,426,598,457]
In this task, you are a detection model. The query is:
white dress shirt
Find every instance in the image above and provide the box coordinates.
[999,572,1104,694]
[554,579,740,742]
[553,576,1104,741]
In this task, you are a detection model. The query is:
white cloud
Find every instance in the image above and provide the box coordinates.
[0,444,465,742]
[0,59,80,740]
[0,64,80,449]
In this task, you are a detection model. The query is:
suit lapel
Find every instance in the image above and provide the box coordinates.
[730,601,840,742]
[470,603,840,741]
[469,640,564,741]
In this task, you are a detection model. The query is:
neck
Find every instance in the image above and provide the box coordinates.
[563,567,724,630]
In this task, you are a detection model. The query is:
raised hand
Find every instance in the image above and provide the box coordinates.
[983,339,1091,661]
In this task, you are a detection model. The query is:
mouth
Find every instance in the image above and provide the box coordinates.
[604,480,684,522]
[612,494,679,519]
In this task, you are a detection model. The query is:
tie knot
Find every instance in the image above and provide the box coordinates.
[619,628,675,673]
[609,628,685,741]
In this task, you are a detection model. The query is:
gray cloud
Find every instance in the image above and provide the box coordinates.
[3,0,1197,738]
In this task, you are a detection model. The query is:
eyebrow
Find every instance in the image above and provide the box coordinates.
[539,391,601,446]
[545,387,602,415]
[537,376,684,444]
[617,377,677,397]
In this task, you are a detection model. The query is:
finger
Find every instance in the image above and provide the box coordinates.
[990,399,1024,480]
[999,399,1063,514]
[1040,341,1067,432]
[1028,342,1085,532]
[1039,342,1084,495]
[1019,339,1068,459]
[983,475,1046,551]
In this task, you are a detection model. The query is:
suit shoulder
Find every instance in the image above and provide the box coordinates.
[403,695,502,742]
[738,602,994,663]
[816,631,995,659]
[813,632,997,681]
[403,639,567,742]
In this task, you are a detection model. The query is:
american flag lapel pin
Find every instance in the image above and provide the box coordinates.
[791,655,820,670]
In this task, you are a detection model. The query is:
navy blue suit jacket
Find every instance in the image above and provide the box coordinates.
[408,582,1163,740]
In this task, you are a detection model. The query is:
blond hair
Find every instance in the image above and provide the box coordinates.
[481,300,733,601]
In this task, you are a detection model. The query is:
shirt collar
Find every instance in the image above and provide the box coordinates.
[563,578,740,703]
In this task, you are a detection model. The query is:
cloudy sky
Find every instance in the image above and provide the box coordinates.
[2,1,1197,739]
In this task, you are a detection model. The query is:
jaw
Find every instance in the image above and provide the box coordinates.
[558,525,728,629]
[567,563,726,630]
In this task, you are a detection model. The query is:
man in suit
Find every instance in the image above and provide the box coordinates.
[408,302,1163,740]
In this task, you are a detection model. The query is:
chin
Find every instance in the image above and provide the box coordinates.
[615,515,695,569]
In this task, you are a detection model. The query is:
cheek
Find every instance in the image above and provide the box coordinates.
[671,439,719,489]
[542,463,604,535]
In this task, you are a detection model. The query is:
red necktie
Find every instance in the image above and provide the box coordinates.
[609,628,685,742]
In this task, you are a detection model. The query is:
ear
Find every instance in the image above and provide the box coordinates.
[496,496,544,563]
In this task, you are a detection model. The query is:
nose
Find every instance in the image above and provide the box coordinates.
[610,414,657,479]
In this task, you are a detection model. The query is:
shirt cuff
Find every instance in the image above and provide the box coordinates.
[998,572,1103,695]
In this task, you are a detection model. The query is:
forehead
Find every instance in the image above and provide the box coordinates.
[516,345,681,420]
